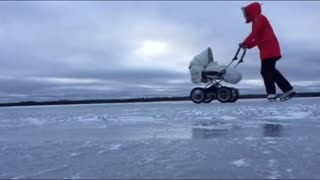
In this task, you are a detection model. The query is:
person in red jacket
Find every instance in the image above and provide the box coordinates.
[240,2,296,101]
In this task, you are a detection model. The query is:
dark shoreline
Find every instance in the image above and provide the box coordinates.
[0,92,320,107]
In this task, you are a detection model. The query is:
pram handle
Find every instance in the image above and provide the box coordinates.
[239,47,246,63]
[232,46,246,68]
[215,45,247,78]
[232,46,241,61]
[232,46,246,62]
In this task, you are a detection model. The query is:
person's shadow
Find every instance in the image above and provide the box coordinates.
[263,123,284,137]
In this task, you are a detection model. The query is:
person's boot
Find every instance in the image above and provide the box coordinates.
[267,94,278,102]
[279,89,296,102]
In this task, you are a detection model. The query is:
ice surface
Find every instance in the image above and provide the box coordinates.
[0,97,320,179]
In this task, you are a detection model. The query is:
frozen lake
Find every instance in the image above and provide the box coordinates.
[1,97,320,179]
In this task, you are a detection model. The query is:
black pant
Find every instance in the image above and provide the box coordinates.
[261,57,293,94]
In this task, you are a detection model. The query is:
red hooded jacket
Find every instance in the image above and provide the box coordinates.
[242,2,281,61]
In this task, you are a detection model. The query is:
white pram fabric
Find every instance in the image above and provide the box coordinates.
[189,47,242,84]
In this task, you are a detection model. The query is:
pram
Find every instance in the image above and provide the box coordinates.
[188,46,246,103]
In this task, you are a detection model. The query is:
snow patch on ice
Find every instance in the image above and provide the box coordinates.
[109,116,155,123]
[297,137,306,141]
[264,141,277,145]
[71,172,81,179]
[81,140,92,147]
[286,168,293,173]
[110,144,121,150]
[263,150,271,154]
[34,165,69,176]
[11,175,25,180]
[230,159,249,167]
[154,114,162,118]
[267,171,281,179]
[98,150,106,154]
[267,174,281,179]
[220,116,236,120]
[245,137,258,141]
[144,157,155,162]
[197,116,212,120]
[268,159,277,166]
[1,145,8,151]
[192,123,234,130]
[71,152,81,157]
[98,144,121,154]
[76,116,100,123]
[242,124,260,128]
[25,118,45,126]
[193,111,203,116]
[262,111,313,120]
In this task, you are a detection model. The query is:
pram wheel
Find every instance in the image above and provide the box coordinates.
[216,86,232,103]
[203,94,214,103]
[228,88,239,103]
[190,87,206,104]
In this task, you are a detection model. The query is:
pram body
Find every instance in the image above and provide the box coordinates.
[188,47,246,103]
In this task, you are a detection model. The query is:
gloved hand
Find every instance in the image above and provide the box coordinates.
[239,42,247,49]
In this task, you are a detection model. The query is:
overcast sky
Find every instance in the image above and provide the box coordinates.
[0,1,320,102]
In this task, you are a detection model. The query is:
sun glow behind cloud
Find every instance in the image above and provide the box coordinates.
[136,40,169,57]
[131,39,191,73]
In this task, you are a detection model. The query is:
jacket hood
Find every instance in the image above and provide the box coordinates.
[242,2,262,23]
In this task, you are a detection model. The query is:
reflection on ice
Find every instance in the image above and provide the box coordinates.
[191,120,285,139]
[263,124,284,137]
[192,127,229,139]
[191,121,237,139]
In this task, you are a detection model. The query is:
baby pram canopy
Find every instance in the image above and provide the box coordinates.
[189,47,242,84]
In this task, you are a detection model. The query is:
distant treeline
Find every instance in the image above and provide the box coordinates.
[0,92,320,107]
